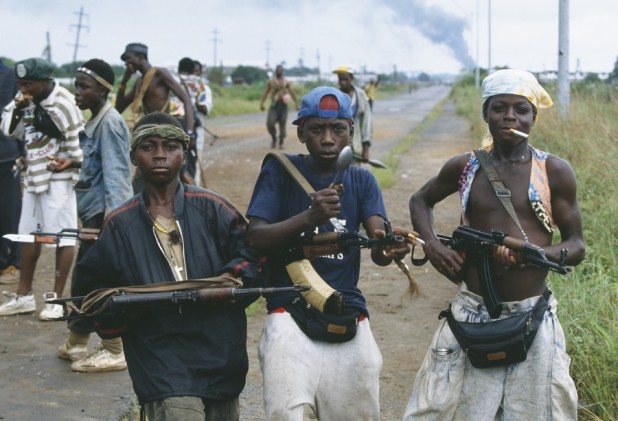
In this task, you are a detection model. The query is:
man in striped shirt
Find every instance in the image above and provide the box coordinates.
[0,58,84,320]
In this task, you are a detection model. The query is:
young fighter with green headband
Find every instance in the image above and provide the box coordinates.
[74,112,262,420]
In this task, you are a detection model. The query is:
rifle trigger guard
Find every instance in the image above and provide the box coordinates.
[411,244,429,267]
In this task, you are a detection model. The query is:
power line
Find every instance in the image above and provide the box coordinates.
[69,7,89,64]
[42,31,52,62]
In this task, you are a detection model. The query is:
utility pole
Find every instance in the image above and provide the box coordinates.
[316,50,321,83]
[212,29,220,68]
[42,31,52,62]
[265,40,271,69]
[487,0,492,74]
[557,0,570,117]
[69,7,88,64]
[475,0,480,88]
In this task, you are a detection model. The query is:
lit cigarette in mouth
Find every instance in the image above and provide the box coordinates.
[509,128,529,138]
[407,233,425,245]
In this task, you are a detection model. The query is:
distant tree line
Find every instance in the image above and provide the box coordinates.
[7,55,618,87]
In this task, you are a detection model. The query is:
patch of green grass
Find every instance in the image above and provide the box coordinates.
[246,297,265,318]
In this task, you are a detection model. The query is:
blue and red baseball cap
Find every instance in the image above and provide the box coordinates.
[292,86,353,126]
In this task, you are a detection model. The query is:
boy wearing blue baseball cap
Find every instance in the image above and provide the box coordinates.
[246,86,416,419]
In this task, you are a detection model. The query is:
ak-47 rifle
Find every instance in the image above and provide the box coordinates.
[412,225,571,319]
[277,221,420,316]
[48,281,310,321]
[281,221,405,263]
[3,227,100,245]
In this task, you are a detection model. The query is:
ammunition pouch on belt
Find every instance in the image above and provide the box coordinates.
[285,298,360,343]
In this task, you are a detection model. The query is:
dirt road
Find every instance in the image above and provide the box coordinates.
[0,85,474,420]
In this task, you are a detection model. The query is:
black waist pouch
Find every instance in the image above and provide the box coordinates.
[440,289,550,368]
[285,298,360,343]
[33,104,64,139]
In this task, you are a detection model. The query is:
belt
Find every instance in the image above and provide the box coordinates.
[268,306,367,321]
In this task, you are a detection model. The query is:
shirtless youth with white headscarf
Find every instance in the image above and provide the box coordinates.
[403,69,585,420]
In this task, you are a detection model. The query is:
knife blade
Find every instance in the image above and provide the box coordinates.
[352,153,388,169]
[3,234,36,243]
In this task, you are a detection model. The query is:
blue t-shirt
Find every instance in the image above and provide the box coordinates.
[246,154,387,313]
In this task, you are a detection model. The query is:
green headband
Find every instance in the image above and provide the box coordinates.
[131,124,190,150]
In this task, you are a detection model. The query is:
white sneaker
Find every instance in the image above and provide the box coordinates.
[0,292,35,316]
[57,342,89,362]
[71,346,127,373]
[39,292,64,321]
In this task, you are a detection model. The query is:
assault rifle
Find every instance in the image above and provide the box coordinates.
[412,225,571,318]
[277,221,420,313]
[281,221,405,264]
[3,227,99,245]
[48,284,310,321]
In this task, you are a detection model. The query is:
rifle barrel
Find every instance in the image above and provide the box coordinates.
[109,286,311,306]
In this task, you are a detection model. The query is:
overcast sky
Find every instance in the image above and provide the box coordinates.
[1,0,615,76]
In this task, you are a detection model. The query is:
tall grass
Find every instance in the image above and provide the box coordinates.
[451,78,618,420]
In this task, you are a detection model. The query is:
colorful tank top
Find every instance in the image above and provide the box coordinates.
[458,145,555,233]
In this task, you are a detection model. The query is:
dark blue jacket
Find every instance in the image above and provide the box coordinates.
[77,183,263,404]
[0,60,22,163]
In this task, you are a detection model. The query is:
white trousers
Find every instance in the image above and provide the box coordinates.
[259,311,382,421]
[403,285,577,421]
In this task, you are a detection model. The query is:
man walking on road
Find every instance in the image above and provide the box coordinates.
[259,64,299,149]
[333,65,373,164]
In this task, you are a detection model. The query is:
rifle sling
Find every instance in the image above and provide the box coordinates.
[474,149,527,241]
[69,276,242,317]
[266,153,315,195]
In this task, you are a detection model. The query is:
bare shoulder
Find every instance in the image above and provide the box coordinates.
[546,154,577,183]
[439,151,472,178]
[546,153,574,172]
[425,152,470,194]
[154,67,175,82]
[546,154,576,193]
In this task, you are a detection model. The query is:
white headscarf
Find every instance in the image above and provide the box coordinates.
[482,69,553,120]
[480,69,553,147]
